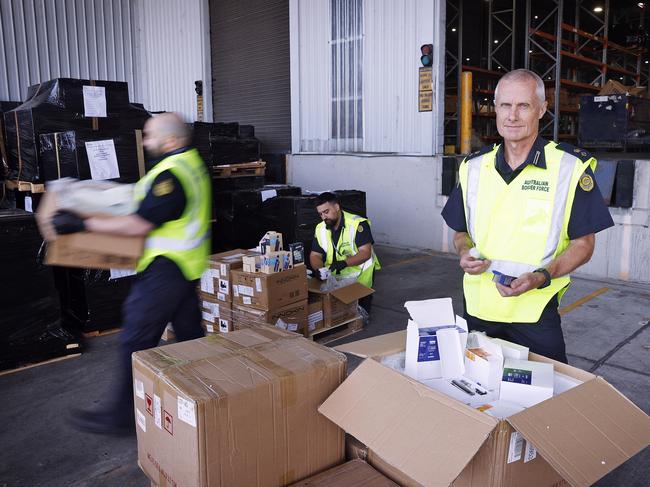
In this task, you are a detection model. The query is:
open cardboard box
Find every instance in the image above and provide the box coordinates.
[308,278,374,328]
[322,330,650,487]
[36,188,143,270]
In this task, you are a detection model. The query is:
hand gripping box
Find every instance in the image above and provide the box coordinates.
[321,330,650,487]
[133,327,346,487]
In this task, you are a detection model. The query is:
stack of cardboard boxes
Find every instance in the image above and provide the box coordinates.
[307,279,373,335]
[198,249,248,333]
[232,232,309,335]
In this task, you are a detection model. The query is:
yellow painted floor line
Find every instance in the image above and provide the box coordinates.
[382,253,438,269]
[559,287,609,316]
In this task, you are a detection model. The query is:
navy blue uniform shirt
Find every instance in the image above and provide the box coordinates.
[312,214,374,257]
[136,147,190,227]
[441,138,614,239]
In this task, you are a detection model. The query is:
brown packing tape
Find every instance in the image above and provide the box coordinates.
[135,129,145,178]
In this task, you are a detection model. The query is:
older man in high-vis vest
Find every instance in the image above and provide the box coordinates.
[442,69,613,363]
[310,192,380,314]
[52,113,211,434]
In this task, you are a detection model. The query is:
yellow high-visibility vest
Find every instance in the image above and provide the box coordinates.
[458,141,595,323]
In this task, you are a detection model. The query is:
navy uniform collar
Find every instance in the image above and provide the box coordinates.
[495,136,548,175]
[333,211,347,232]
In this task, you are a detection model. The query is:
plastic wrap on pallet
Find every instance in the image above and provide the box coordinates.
[192,121,261,166]
[334,190,367,218]
[0,209,76,371]
[57,268,133,334]
[4,78,150,183]
[261,194,319,255]
[38,129,144,183]
[231,301,308,335]
[1,101,21,180]
[213,185,301,251]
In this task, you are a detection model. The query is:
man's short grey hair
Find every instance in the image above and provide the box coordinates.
[152,112,191,145]
[494,69,546,104]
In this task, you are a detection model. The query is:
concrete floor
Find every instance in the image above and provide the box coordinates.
[1,244,649,486]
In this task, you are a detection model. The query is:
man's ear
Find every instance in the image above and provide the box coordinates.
[538,100,548,120]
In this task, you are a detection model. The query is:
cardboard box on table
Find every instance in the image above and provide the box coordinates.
[231,265,308,310]
[233,299,308,335]
[323,330,650,487]
[133,327,346,487]
[308,278,373,329]
[36,186,143,270]
[199,249,247,303]
[307,296,324,333]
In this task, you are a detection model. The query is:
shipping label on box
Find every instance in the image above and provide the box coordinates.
[200,249,247,302]
[231,265,307,310]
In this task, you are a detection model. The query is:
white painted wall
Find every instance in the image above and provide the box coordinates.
[289,155,650,284]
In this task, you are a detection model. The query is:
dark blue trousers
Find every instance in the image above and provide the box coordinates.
[110,257,204,424]
[464,295,568,363]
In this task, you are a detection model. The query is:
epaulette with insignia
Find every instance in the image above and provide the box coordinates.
[556,142,593,162]
[463,143,497,163]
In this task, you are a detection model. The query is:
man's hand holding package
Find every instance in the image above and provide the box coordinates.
[52,210,86,235]
[329,259,348,274]
[459,250,491,275]
[496,272,546,297]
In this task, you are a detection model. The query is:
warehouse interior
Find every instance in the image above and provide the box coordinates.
[1,0,650,486]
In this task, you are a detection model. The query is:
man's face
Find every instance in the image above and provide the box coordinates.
[142,119,164,157]
[495,78,546,144]
[316,202,341,229]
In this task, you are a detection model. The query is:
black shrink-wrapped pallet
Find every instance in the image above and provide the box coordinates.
[334,189,367,218]
[0,209,79,371]
[1,101,21,180]
[38,129,144,183]
[4,78,150,182]
[58,269,133,334]
[213,184,301,251]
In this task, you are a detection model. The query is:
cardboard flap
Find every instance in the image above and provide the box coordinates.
[507,377,650,487]
[319,359,497,487]
[330,282,375,304]
[404,298,455,327]
[334,331,406,358]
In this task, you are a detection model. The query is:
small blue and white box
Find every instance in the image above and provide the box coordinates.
[500,358,554,408]
[404,298,468,381]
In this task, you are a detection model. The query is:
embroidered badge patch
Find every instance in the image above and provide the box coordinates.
[579,174,594,192]
[357,225,364,233]
[153,179,174,196]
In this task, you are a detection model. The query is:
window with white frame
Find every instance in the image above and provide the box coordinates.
[330,0,363,151]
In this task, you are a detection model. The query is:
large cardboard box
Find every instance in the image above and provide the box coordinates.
[308,278,373,328]
[323,331,650,487]
[199,249,247,302]
[308,297,324,333]
[231,265,307,310]
[233,299,308,335]
[36,189,143,269]
[288,459,399,487]
[133,327,346,487]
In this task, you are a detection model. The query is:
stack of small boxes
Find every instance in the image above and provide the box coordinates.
[198,249,248,333]
[232,231,309,335]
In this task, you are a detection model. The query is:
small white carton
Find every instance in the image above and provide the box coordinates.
[464,332,504,391]
[500,358,554,408]
[489,337,529,360]
[404,298,468,381]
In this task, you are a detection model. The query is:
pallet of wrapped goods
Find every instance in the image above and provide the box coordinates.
[213,184,301,250]
[38,128,145,183]
[1,101,21,174]
[4,78,150,183]
[0,209,80,371]
[192,121,261,166]
[57,268,134,334]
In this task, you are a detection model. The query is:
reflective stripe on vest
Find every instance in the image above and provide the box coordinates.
[465,148,576,276]
[145,230,209,252]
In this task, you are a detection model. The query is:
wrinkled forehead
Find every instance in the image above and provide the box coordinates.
[495,78,540,105]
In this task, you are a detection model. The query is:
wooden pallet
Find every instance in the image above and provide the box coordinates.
[4,180,46,193]
[0,352,82,377]
[309,315,364,345]
[82,327,121,338]
[212,160,266,178]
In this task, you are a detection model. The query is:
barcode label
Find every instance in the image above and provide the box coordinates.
[524,441,537,463]
[507,431,524,463]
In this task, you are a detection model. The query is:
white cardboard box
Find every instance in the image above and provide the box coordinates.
[500,358,554,408]
[404,298,468,381]
[464,332,504,391]
[489,337,529,360]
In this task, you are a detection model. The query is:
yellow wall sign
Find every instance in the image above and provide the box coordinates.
[419,67,433,112]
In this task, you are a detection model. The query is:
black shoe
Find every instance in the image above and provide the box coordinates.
[68,408,135,437]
